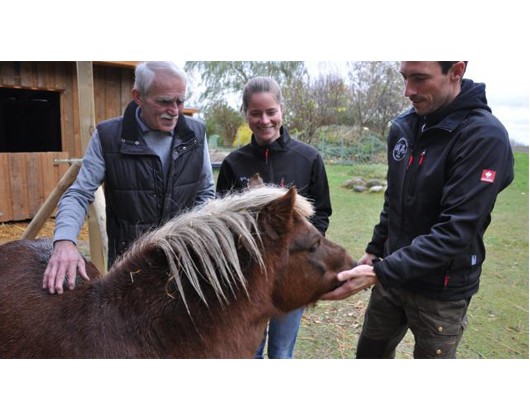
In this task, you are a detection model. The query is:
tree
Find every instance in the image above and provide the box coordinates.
[204,100,244,148]
[282,76,319,144]
[347,61,409,137]
[184,61,306,105]
[283,73,348,144]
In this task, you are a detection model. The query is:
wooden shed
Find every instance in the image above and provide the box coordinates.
[0,61,198,223]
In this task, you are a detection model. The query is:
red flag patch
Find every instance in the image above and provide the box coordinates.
[480,169,496,183]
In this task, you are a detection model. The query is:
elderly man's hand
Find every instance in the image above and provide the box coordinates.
[42,240,90,294]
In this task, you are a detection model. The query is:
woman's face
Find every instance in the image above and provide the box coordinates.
[245,92,282,145]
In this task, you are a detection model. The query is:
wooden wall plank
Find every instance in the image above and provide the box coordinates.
[40,152,55,198]
[120,68,134,111]
[41,153,58,196]
[26,152,42,215]
[0,62,16,85]
[20,62,37,88]
[41,152,69,217]
[93,66,105,123]
[70,68,81,157]
[105,67,121,121]
[76,62,96,153]
[0,154,13,221]
[8,153,29,220]
[36,62,54,89]
[61,84,74,156]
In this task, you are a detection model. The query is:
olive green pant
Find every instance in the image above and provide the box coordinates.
[357,283,470,359]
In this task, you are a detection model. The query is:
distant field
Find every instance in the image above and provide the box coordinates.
[295,152,528,359]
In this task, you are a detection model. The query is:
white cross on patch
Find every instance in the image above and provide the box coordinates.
[480,169,496,183]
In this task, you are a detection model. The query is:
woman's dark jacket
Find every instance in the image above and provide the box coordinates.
[216,127,332,234]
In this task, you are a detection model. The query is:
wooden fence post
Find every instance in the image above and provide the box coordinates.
[76,61,108,273]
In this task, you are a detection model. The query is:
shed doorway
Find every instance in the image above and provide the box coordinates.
[0,87,62,153]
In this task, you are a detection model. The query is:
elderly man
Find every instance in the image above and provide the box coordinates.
[43,61,215,294]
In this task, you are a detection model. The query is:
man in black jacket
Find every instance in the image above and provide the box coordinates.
[322,61,514,358]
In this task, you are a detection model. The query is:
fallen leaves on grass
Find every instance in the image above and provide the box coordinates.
[304,298,367,328]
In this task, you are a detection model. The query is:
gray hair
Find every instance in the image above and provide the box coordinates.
[241,76,283,114]
[133,61,187,97]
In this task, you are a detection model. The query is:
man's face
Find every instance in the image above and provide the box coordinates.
[400,61,462,116]
[132,71,186,132]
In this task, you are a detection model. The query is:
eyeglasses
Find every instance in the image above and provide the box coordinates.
[155,97,186,107]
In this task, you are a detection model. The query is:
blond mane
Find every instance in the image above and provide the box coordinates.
[121,186,314,316]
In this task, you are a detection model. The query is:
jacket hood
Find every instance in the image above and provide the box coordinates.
[424,79,491,127]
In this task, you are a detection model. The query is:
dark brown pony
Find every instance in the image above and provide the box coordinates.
[0,186,354,358]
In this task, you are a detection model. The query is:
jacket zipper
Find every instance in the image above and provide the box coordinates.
[418,149,426,166]
[401,147,427,230]
[443,271,450,289]
[264,147,275,181]
[404,147,427,189]
[407,154,414,169]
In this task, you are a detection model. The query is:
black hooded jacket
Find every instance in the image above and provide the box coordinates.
[216,127,332,234]
[367,79,514,300]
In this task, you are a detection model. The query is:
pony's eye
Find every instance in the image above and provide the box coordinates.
[309,239,321,253]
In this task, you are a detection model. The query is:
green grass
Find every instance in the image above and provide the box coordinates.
[295,153,529,359]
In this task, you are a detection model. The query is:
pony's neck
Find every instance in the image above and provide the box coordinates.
[90,260,279,358]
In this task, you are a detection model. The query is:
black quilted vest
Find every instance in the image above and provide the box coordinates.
[97,101,206,266]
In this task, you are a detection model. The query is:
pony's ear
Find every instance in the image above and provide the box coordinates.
[248,172,264,189]
[260,187,296,239]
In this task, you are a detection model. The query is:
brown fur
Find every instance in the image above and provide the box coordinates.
[0,188,355,358]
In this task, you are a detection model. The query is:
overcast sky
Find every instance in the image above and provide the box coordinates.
[465,59,529,145]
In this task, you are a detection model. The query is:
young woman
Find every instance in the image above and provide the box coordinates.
[216,76,332,358]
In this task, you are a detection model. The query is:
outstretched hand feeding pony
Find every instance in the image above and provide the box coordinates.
[0,186,354,358]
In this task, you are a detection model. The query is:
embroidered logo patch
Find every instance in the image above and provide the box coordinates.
[240,176,250,187]
[480,169,496,183]
[393,138,408,161]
